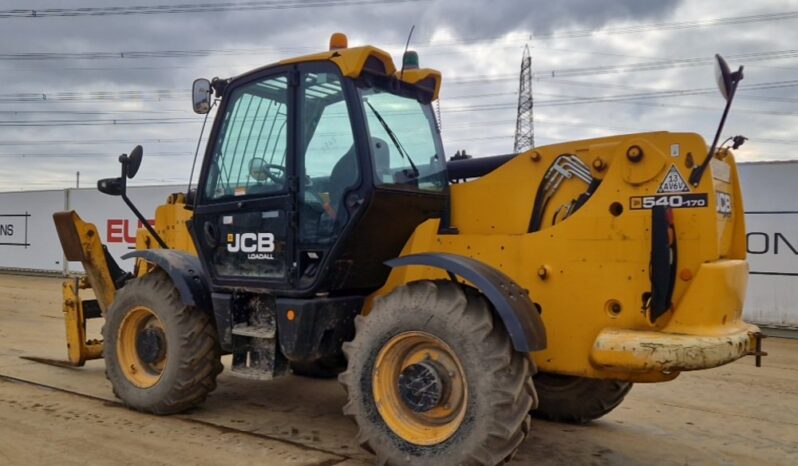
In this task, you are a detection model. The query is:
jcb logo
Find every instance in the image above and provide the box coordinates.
[716,192,732,217]
[227,232,275,253]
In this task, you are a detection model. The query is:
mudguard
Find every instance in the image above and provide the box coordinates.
[385,253,547,353]
[122,250,211,312]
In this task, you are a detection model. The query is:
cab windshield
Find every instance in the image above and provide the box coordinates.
[359,86,446,192]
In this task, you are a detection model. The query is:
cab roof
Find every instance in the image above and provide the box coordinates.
[245,35,441,100]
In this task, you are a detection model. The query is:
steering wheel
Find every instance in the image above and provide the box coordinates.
[249,158,285,185]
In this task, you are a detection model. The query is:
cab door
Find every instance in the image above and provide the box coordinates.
[295,63,366,290]
[192,69,297,289]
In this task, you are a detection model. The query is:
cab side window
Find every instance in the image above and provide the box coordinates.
[205,75,289,200]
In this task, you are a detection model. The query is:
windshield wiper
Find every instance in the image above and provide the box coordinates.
[365,100,419,178]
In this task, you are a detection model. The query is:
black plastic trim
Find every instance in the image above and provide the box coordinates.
[121,250,212,312]
[648,206,675,322]
[211,292,233,352]
[385,253,546,353]
[275,295,362,363]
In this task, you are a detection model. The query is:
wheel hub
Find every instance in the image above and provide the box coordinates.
[136,327,166,364]
[398,361,448,413]
[372,331,468,446]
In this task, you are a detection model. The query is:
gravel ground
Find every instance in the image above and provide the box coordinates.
[0,273,796,465]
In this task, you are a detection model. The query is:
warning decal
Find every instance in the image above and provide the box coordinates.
[657,165,690,193]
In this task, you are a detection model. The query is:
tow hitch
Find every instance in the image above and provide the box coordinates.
[749,332,767,367]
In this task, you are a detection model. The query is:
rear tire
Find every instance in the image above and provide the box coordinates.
[339,281,537,465]
[103,271,223,414]
[532,372,632,423]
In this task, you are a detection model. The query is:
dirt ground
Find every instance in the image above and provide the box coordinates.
[0,273,796,466]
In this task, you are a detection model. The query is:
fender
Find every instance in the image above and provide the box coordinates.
[121,250,211,312]
[385,253,547,353]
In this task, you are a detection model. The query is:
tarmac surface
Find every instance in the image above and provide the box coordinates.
[0,273,796,465]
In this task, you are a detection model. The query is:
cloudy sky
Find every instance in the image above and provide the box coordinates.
[0,0,795,192]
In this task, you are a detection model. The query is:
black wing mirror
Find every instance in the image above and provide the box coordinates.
[97,177,123,196]
[97,145,142,195]
[97,145,168,249]
[689,54,744,187]
[124,145,143,179]
[714,54,742,101]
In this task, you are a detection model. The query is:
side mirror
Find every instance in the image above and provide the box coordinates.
[690,55,745,187]
[714,54,743,101]
[125,145,143,179]
[193,78,212,114]
[97,177,124,196]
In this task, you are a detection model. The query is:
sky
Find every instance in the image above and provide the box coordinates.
[0,0,796,192]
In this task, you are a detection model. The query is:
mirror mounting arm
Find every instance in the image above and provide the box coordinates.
[117,154,169,250]
[689,64,744,187]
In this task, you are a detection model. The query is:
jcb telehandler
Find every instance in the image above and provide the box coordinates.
[54,33,764,465]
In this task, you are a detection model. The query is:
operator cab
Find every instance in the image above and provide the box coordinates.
[191,36,448,296]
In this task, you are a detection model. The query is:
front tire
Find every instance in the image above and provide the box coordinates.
[532,372,632,423]
[339,281,537,465]
[103,271,223,414]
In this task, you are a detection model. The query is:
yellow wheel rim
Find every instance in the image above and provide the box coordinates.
[117,306,167,388]
[373,331,468,446]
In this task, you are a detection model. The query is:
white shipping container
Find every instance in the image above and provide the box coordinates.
[0,189,66,272]
[0,185,182,274]
[738,161,798,329]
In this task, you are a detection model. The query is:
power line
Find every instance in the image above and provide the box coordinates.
[0,152,192,158]
[0,108,188,115]
[527,10,798,39]
[443,49,798,85]
[440,100,798,118]
[3,47,794,104]
[0,48,291,61]
[534,49,798,79]
[0,117,198,127]
[0,0,423,18]
[0,137,197,146]
[439,79,798,111]
[0,89,188,102]
[428,11,798,46]
[2,79,797,128]
[536,80,798,106]
[0,9,796,61]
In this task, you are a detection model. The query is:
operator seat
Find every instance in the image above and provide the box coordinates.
[328,145,357,217]
[327,137,389,216]
[371,137,390,184]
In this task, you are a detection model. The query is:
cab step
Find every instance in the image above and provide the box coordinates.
[232,324,275,339]
[230,334,288,380]
[228,295,288,380]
